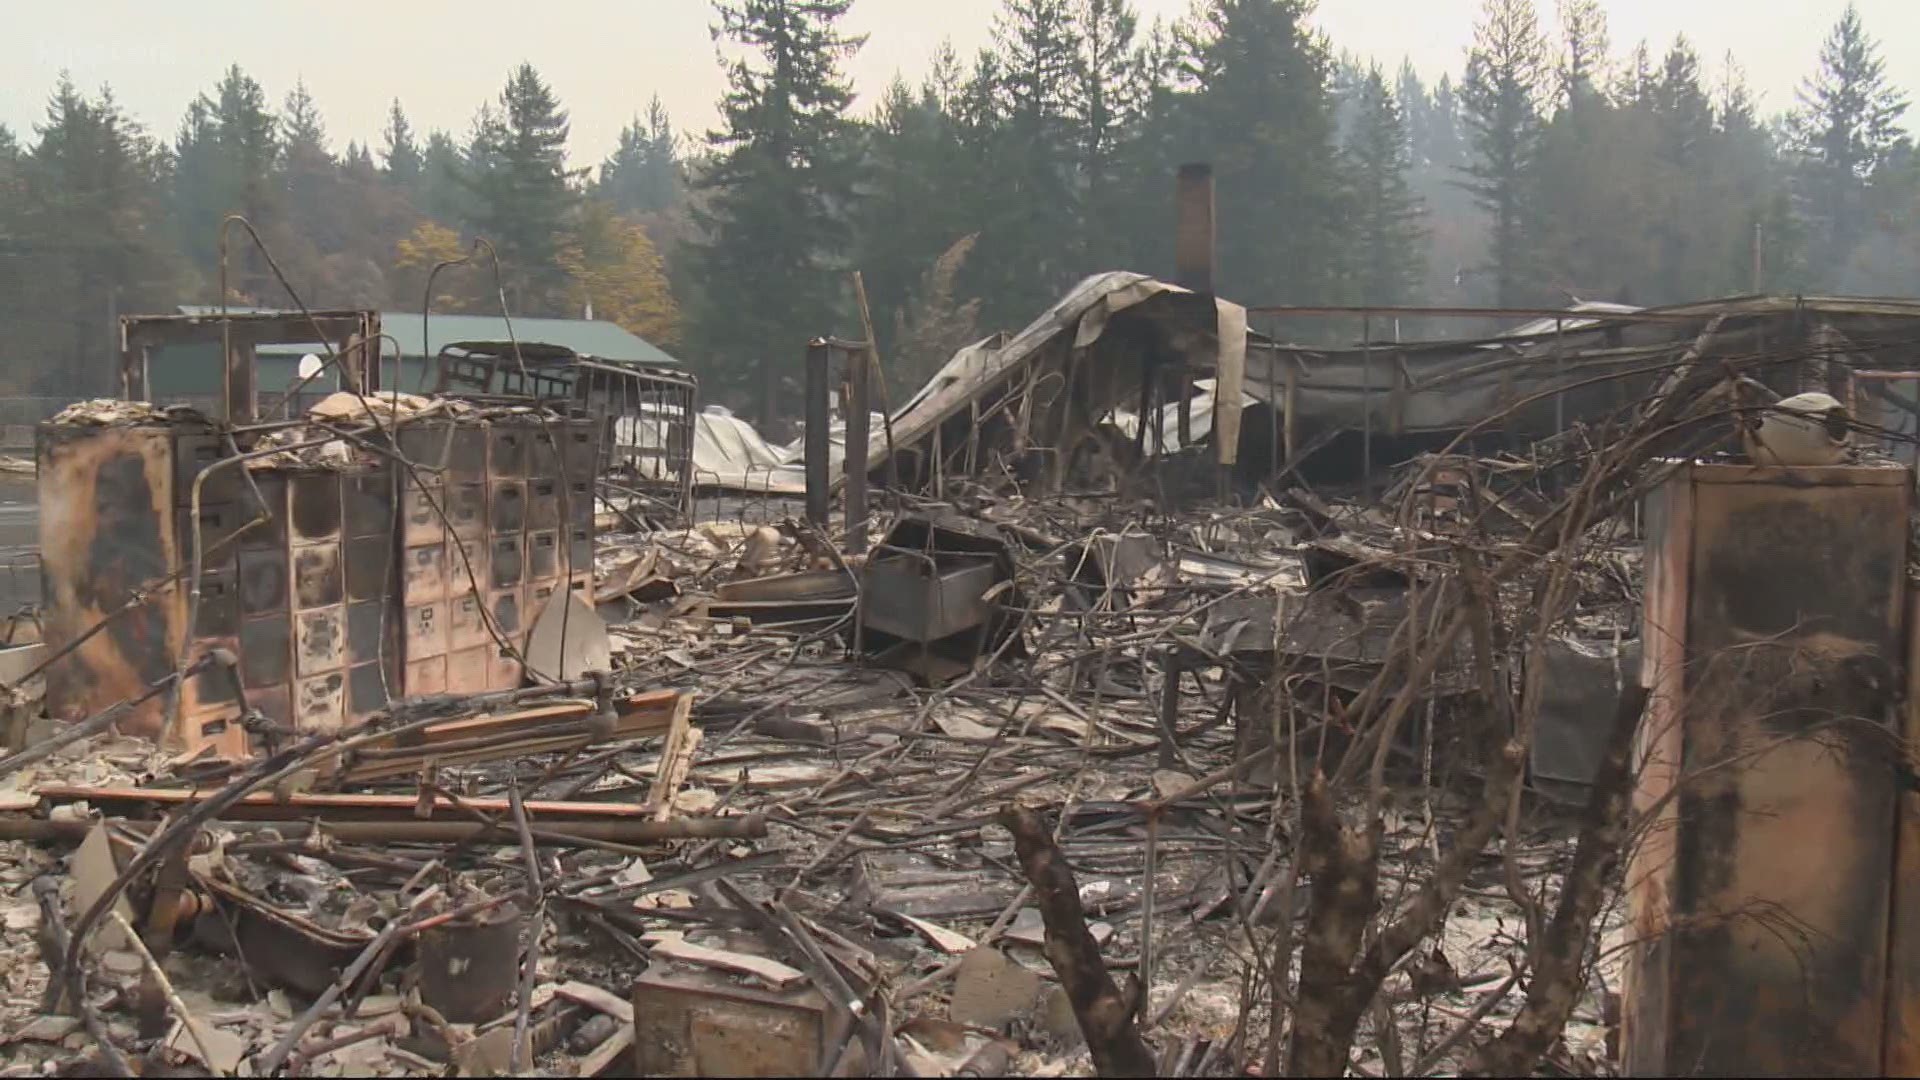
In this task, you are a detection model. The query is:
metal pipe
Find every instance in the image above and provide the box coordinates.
[0,814,768,845]
[1362,314,1373,498]
[805,340,831,528]
[845,345,870,556]
[1174,163,1216,294]
[1554,316,1565,434]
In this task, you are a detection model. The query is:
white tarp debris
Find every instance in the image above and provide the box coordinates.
[1110,378,1260,454]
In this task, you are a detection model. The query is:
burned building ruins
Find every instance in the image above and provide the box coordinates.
[13,178,1920,1078]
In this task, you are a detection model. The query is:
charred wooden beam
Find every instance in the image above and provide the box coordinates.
[999,803,1156,1077]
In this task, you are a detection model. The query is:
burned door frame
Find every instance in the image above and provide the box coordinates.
[121,310,382,422]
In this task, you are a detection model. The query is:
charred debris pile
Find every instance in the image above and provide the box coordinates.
[0,288,1917,1078]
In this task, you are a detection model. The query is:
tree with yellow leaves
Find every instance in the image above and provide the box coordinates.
[560,200,680,346]
[391,219,485,313]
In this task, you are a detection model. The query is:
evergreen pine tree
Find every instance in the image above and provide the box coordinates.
[281,79,326,157]
[1717,54,1759,137]
[1396,61,1430,164]
[419,130,466,224]
[1096,16,1181,277]
[1713,55,1789,293]
[1343,66,1426,305]
[965,0,1083,325]
[276,79,350,301]
[598,96,680,217]
[691,0,865,424]
[1177,0,1345,303]
[16,77,177,393]
[1554,0,1609,111]
[1429,74,1466,170]
[851,76,971,360]
[1643,38,1716,299]
[1070,0,1143,271]
[1650,38,1712,166]
[464,64,582,314]
[1790,3,1910,283]
[169,66,279,297]
[1459,0,1547,305]
[382,99,423,186]
[1612,41,1654,108]
[1329,50,1370,144]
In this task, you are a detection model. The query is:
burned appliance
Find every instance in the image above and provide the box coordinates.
[858,514,1020,683]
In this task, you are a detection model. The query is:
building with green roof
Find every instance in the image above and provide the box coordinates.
[148,307,681,408]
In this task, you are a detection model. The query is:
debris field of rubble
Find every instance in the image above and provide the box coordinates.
[5,282,1913,1078]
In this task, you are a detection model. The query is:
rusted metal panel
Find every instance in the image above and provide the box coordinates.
[400,484,445,546]
[37,424,184,740]
[488,590,523,689]
[390,413,600,698]
[407,656,448,696]
[347,662,387,721]
[490,535,524,590]
[1887,585,1920,1071]
[447,482,486,539]
[290,544,343,609]
[449,592,490,652]
[491,479,527,534]
[295,670,346,732]
[447,646,490,691]
[403,600,448,660]
[1626,462,1908,1076]
[633,965,858,1078]
[401,543,447,602]
[528,530,560,581]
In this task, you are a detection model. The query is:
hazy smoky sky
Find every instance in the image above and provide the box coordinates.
[10,0,1918,164]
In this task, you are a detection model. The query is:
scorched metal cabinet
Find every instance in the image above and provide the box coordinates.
[1626,462,1911,1077]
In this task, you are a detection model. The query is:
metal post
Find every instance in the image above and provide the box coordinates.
[226,337,258,425]
[1174,163,1214,484]
[804,341,830,529]
[1157,648,1182,770]
[1554,316,1565,436]
[105,286,118,398]
[1361,314,1373,498]
[844,346,870,555]
[1283,356,1297,469]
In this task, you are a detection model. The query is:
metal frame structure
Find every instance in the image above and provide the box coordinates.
[120,310,382,423]
[1237,298,1861,495]
[433,341,699,523]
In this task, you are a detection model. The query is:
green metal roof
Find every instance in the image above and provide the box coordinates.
[175,306,681,367]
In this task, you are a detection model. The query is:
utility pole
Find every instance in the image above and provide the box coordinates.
[1752,219,1765,293]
